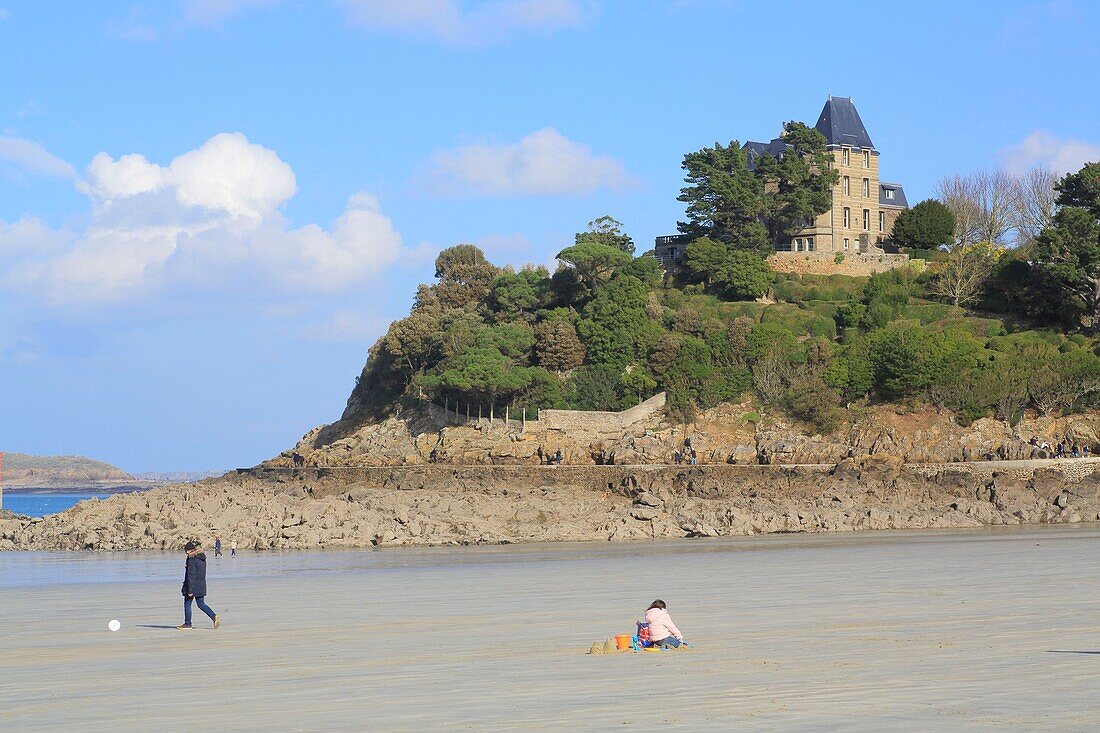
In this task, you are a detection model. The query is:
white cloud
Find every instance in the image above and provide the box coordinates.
[0,217,72,258]
[1001,131,1100,176]
[338,0,587,43]
[3,133,408,307]
[0,135,77,179]
[427,127,634,196]
[169,132,296,218]
[85,152,168,200]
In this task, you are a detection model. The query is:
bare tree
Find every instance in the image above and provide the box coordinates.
[936,174,982,247]
[973,169,1016,245]
[752,349,794,405]
[1012,167,1058,249]
[926,242,1002,306]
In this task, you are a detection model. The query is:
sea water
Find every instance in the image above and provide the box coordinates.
[2,491,142,518]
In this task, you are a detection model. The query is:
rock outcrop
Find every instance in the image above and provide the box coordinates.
[5,459,1100,552]
[265,400,1100,470]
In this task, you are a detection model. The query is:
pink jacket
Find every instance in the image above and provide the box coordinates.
[645,607,682,642]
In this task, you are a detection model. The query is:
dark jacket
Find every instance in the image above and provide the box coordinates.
[182,552,208,597]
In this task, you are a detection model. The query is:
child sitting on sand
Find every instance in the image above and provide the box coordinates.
[645,599,684,648]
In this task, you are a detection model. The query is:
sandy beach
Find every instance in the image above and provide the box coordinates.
[2,526,1098,731]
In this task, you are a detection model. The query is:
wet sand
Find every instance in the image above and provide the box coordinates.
[2,526,1098,731]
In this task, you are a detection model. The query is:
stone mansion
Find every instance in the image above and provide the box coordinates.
[655,96,909,263]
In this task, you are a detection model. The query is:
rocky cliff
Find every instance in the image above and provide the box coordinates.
[4,458,1099,551]
[268,400,1100,469]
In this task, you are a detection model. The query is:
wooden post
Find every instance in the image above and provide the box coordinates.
[490,404,495,425]
[505,405,509,424]
[522,407,526,431]
[478,404,482,422]
[466,403,470,420]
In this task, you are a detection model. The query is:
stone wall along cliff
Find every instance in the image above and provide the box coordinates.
[768,252,915,276]
[537,392,666,433]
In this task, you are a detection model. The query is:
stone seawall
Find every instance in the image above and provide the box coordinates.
[904,457,1100,481]
[242,456,1100,497]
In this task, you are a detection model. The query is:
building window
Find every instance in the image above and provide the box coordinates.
[863,150,870,168]
[862,209,870,230]
[844,238,850,250]
[807,237,814,251]
[879,211,885,232]
[862,178,869,198]
[843,176,850,195]
[843,148,850,165]
[884,188,895,200]
[843,207,850,227]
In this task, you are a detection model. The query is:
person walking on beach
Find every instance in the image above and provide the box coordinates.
[644,599,685,649]
[214,536,222,558]
[230,539,236,557]
[178,541,220,630]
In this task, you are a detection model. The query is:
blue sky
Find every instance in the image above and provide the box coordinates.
[1,0,1098,472]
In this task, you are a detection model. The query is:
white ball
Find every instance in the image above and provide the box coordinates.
[108,619,121,632]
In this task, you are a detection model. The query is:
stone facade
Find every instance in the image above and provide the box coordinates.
[773,97,909,255]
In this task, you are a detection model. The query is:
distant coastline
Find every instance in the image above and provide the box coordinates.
[3,484,155,496]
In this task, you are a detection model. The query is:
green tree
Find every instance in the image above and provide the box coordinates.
[1032,165,1100,329]
[890,199,957,250]
[435,347,528,403]
[676,141,769,254]
[680,237,729,287]
[433,244,500,308]
[714,252,775,300]
[755,122,839,248]
[489,269,548,320]
[576,275,658,366]
[566,364,623,410]
[1055,162,1100,218]
[534,319,586,372]
[616,256,663,286]
[575,215,635,254]
[555,242,633,292]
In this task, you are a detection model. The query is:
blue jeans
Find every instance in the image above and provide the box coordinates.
[655,636,681,648]
[184,596,216,625]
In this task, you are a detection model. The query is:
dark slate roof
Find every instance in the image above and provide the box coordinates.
[879,182,908,208]
[815,96,875,150]
[743,138,790,170]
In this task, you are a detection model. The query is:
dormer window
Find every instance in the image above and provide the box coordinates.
[885,189,895,200]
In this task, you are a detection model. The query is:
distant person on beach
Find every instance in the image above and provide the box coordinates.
[214,537,222,558]
[555,449,563,465]
[178,541,220,630]
[231,539,236,557]
[645,599,684,648]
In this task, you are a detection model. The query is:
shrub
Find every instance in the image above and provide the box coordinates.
[786,377,844,433]
[834,252,845,265]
